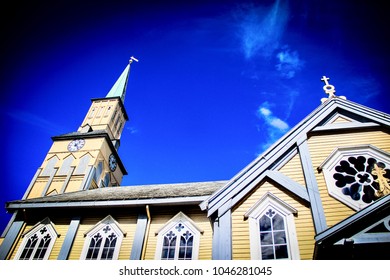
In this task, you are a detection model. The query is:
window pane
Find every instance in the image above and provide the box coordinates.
[273,231,286,244]
[260,215,271,231]
[260,232,273,245]
[272,214,284,230]
[33,236,51,260]
[261,246,274,260]
[275,245,288,259]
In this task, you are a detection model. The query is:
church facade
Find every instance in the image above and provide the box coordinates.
[1,61,389,260]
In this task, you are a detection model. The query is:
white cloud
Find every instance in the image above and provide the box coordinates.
[275,47,304,78]
[236,0,289,59]
[256,102,290,152]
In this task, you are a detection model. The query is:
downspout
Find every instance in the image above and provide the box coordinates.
[141,205,151,260]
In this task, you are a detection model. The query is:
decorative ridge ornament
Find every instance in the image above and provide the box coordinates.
[320,76,346,103]
[372,164,390,198]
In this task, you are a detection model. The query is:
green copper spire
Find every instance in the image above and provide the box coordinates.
[105,57,138,103]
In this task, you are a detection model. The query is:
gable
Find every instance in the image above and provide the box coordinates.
[203,97,390,219]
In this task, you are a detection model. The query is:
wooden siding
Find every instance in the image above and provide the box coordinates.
[231,181,315,260]
[331,116,352,124]
[308,130,390,228]
[278,153,306,186]
[8,218,68,260]
[142,206,213,260]
[68,211,137,260]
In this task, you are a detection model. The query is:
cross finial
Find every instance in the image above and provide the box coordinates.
[129,56,139,64]
[321,76,336,98]
[320,76,346,103]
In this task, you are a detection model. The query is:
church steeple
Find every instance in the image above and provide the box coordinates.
[105,56,138,103]
[22,60,136,199]
[78,58,138,145]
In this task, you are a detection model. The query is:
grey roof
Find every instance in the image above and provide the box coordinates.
[7,181,227,208]
[52,129,108,139]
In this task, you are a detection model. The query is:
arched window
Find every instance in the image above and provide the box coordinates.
[58,155,75,175]
[74,154,91,175]
[80,215,124,260]
[40,156,59,176]
[155,212,201,260]
[15,218,58,260]
[245,192,300,260]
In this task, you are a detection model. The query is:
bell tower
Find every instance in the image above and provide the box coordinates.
[22,58,137,199]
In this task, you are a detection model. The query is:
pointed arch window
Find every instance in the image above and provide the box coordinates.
[80,215,125,260]
[15,218,58,260]
[41,156,59,176]
[74,154,91,174]
[155,212,202,260]
[245,192,300,260]
[58,155,75,175]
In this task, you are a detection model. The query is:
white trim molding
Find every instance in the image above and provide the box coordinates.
[80,215,125,260]
[14,218,58,260]
[154,212,201,260]
[320,145,390,210]
[246,192,300,260]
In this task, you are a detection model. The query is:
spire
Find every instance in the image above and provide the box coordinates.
[105,56,138,103]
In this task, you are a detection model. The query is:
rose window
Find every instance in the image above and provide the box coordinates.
[321,146,390,210]
[333,156,389,204]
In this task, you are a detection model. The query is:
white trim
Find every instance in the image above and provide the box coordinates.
[154,212,201,260]
[14,219,58,260]
[247,192,300,260]
[80,215,124,260]
[320,145,390,210]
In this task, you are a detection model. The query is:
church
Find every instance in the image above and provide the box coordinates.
[0,59,389,260]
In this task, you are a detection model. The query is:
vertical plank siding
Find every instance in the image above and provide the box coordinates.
[308,130,390,228]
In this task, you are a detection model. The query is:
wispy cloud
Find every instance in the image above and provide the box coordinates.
[348,76,379,102]
[256,101,290,152]
[275,47,304,79]
[236,0,289,59]
[7,109,64,135]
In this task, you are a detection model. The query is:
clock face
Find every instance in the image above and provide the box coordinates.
[109,154,117,171]
[67,139,85,152]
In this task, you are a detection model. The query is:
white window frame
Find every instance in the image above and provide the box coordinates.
[154,212,202,260]
[245,192,300,260]
[14,218,58,260]
[320,145,390,210]
[80,215,125,260]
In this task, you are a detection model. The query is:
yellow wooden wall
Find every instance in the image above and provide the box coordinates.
[231,180,315,260]
[308,130,390,228]
[142,205,213,260]
[68,212,137,260]
[9,218,68,260]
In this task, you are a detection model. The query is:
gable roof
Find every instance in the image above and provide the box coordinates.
[201,97,390,217]
[313,194,390,259]
[6,181,227,210]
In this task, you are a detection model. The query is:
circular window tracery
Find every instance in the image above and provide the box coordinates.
[333,156,389,204]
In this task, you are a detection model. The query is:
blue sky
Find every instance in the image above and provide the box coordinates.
[1,0,389,232]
